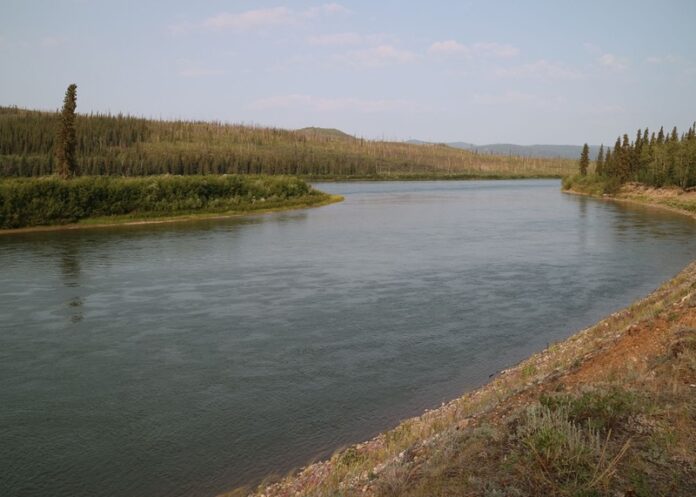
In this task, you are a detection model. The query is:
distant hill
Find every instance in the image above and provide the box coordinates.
[409,139,600,160]
[296,127,355,141]
[454,143,601,160]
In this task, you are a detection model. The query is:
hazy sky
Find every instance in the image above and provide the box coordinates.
[1,1,695,145]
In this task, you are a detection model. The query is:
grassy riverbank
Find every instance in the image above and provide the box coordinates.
[226,188,696,497]
[0,175,338,231]
[563,174,696,216]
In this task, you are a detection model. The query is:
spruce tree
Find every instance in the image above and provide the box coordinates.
[612,136,622,178]
[55,84,78,179]
[619,134,631,181]
[670,126,679,142]
[578,143,590,176]
[595,144,605,176]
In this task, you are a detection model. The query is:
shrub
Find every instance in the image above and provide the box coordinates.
[0,175,316,229]
[541,387,638,432]
[513,403,631,496]
[563,174,621,196]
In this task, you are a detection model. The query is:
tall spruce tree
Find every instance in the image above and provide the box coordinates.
[578,143,590,176]
[619,134,631,181]
[595,144,605,176]
[55,84,78,179]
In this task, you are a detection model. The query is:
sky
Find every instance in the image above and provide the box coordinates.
[1,1,695,145]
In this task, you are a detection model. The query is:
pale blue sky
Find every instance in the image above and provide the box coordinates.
[1,0,695,144]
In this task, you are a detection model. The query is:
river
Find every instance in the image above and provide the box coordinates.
[1,179,695,497]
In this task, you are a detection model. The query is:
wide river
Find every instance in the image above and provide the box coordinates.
[1,180,695,497]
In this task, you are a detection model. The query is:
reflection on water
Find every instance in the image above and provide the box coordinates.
[60,243,83,322]
[0,180,694,497]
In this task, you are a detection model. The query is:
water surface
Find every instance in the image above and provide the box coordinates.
[1,180,695,497]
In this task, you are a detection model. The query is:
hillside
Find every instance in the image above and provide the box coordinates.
[0,107,574,178]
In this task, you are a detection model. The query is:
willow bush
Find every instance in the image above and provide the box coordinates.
[0,175,314,229]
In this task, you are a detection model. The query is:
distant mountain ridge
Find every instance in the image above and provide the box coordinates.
[293,130,598,160]
[407,140,601,160]
[296,127,356,141]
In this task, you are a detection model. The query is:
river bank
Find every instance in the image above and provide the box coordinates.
[0,193,342,235]
[0,175,343,234]
[227,185,696,497]
[562,175,696,218]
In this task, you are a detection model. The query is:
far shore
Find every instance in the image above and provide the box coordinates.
[304,173,563,182]
[0,194,343,236]
[563,181,696,221]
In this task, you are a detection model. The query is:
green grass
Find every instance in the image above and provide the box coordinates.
[657,197,696,214]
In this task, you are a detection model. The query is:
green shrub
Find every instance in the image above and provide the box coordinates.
[513,403,629,496]
[563,174,621,196]
[0,175,315,228]
[541,387,638,432]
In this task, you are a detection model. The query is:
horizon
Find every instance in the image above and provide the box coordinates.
[1,1,695,145]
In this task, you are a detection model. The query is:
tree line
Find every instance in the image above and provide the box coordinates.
[578,124,696,189]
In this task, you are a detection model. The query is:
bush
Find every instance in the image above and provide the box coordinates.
[0,175,315,228]
[563,174,621,196]
[513,402,631,496]
[540,387,637,432]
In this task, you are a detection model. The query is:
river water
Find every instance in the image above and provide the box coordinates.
[1,180,695,497]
